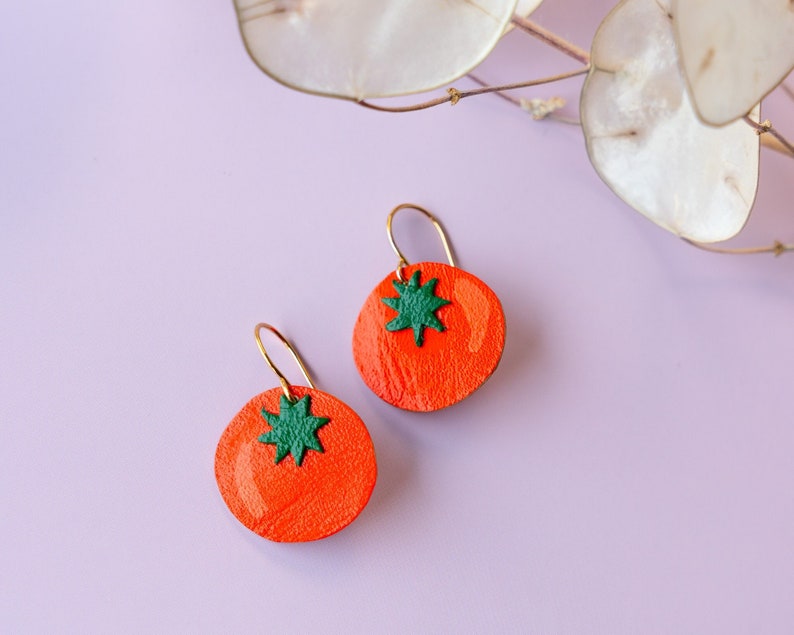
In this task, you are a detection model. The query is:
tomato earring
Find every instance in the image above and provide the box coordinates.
[353,203,506,412]
[215,323,377,542]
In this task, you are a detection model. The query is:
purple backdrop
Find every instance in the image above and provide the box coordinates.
[2,0,794,632]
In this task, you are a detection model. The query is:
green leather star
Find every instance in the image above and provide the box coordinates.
[258,394,330,467]
[382,270,451,346]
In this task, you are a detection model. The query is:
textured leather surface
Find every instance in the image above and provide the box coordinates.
[353,262,506,411]
[215,386,377,542]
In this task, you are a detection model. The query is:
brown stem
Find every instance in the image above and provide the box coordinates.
[683,238,794,257]
[762,134,794,158]
[743,115,794,157]
[510,15,591,65]
[467,74,524,108]
[357,67,589,113]
[467,74,582,124]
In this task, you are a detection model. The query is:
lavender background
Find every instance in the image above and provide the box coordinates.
[3,0,794,632]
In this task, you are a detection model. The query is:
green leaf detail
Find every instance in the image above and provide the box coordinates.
[381,270,451,346]
[258,394,330,467]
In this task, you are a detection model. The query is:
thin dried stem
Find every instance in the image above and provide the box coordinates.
[357,67,589,113]
[467,74,582,124]
[780,83,794,102]
[511,15,591,65]
[683,238,794,257]
[743,115,794,157]
[761,134,794,157]
[467,74,523,108]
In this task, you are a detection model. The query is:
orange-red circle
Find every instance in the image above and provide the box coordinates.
[352,262,505,411]
[215,386,377,542]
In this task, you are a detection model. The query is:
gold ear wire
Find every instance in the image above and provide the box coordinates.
[254,323,316,402]
[386,203,457,281]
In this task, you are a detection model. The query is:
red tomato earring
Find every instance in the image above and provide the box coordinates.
[353,203,506,412]
[215,323,377,542]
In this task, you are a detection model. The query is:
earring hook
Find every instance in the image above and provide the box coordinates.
[254,323,316,402]
[386,203,457,282]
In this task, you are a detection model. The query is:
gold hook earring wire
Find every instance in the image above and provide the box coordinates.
[254,323,316,402]
[386,203,457,282]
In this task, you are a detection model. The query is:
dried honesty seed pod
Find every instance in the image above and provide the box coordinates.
[580,0,760,243]
[234,0,520,100]
[674,0,794,126]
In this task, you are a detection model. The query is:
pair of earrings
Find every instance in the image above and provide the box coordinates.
[215,204,506,542]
